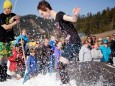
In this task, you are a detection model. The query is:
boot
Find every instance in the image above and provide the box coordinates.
[6,74,12,79]
[0,65,7,82]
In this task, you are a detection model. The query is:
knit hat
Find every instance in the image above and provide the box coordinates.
[102,38,108,44]
[3,0,12,9]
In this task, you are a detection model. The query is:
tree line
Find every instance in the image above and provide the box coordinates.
[76,7,115,35]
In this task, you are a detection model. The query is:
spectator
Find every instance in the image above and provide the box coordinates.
[110,33,115,66]
[26,48,38,78]
[91,42,103,62]
[97,37,103,47]
[106,36,111,47]
[92,35,97,46]
[15,29,29,55]
[49,36,56,52]
[79,40,92,62]
[8,44,24,80]
[54,41,62,69]
[100,38,111,63]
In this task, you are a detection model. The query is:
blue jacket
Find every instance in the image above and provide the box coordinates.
[49,40,56,51]
[27,55,37,74]
[15,35,29,45]
[99,45,111,62]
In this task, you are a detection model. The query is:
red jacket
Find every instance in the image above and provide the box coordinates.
[8,49,23,72]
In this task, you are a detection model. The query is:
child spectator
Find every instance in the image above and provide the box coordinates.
[91,42,103,62]
[54,41,62,69]
[15,29,29,55]
[49,36,56,52]
[26,48,38,78]
[100,38,111,63]
[8,44,24,79]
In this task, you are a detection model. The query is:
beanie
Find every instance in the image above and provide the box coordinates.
[3,0,12,9]
[102,38,108,44]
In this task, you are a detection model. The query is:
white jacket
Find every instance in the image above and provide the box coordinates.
[91,48,103,62]
[79,45,92,62]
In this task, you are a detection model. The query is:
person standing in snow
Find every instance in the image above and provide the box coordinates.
[0,0,20,81]
[15,29,29,55]
[54,41,63,69]
[8,44,24,80]
[26,48,38,78]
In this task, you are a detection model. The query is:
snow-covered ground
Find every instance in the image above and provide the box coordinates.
[0,73,62,86]
[0,67,115,86]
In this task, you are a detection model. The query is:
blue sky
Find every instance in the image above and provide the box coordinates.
[0,0,115,16]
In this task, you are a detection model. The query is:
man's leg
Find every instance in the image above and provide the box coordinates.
[0,42,8,81]
[5,42,12,79]
[1,57,12,79]
[57,61,71,86]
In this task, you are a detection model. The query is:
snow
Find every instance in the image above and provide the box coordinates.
[0,73,62,86]
[0,72,114,86]
[0,62,115,86]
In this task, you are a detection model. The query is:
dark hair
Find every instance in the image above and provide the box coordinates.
[15,43,21,47]
[29,48,35,53]
[37,0,52,12]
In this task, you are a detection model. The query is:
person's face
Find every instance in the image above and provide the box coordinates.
[92,37,96,40]
[30,52,35,56]
[104,43,108,47]
[22,30,27,35]
[87,38,91,43]
[15,47,20,52]
[106,37,111,41]
[57,42,62,49]
[38,9,50,19]
[4,8,11,15]
[94,44,99,49]
[44,39,49,45]
[97,38,102,44]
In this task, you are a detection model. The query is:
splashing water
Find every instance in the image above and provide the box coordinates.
[0,72,115,86]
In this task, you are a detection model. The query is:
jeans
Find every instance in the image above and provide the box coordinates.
[61,43,81,61]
